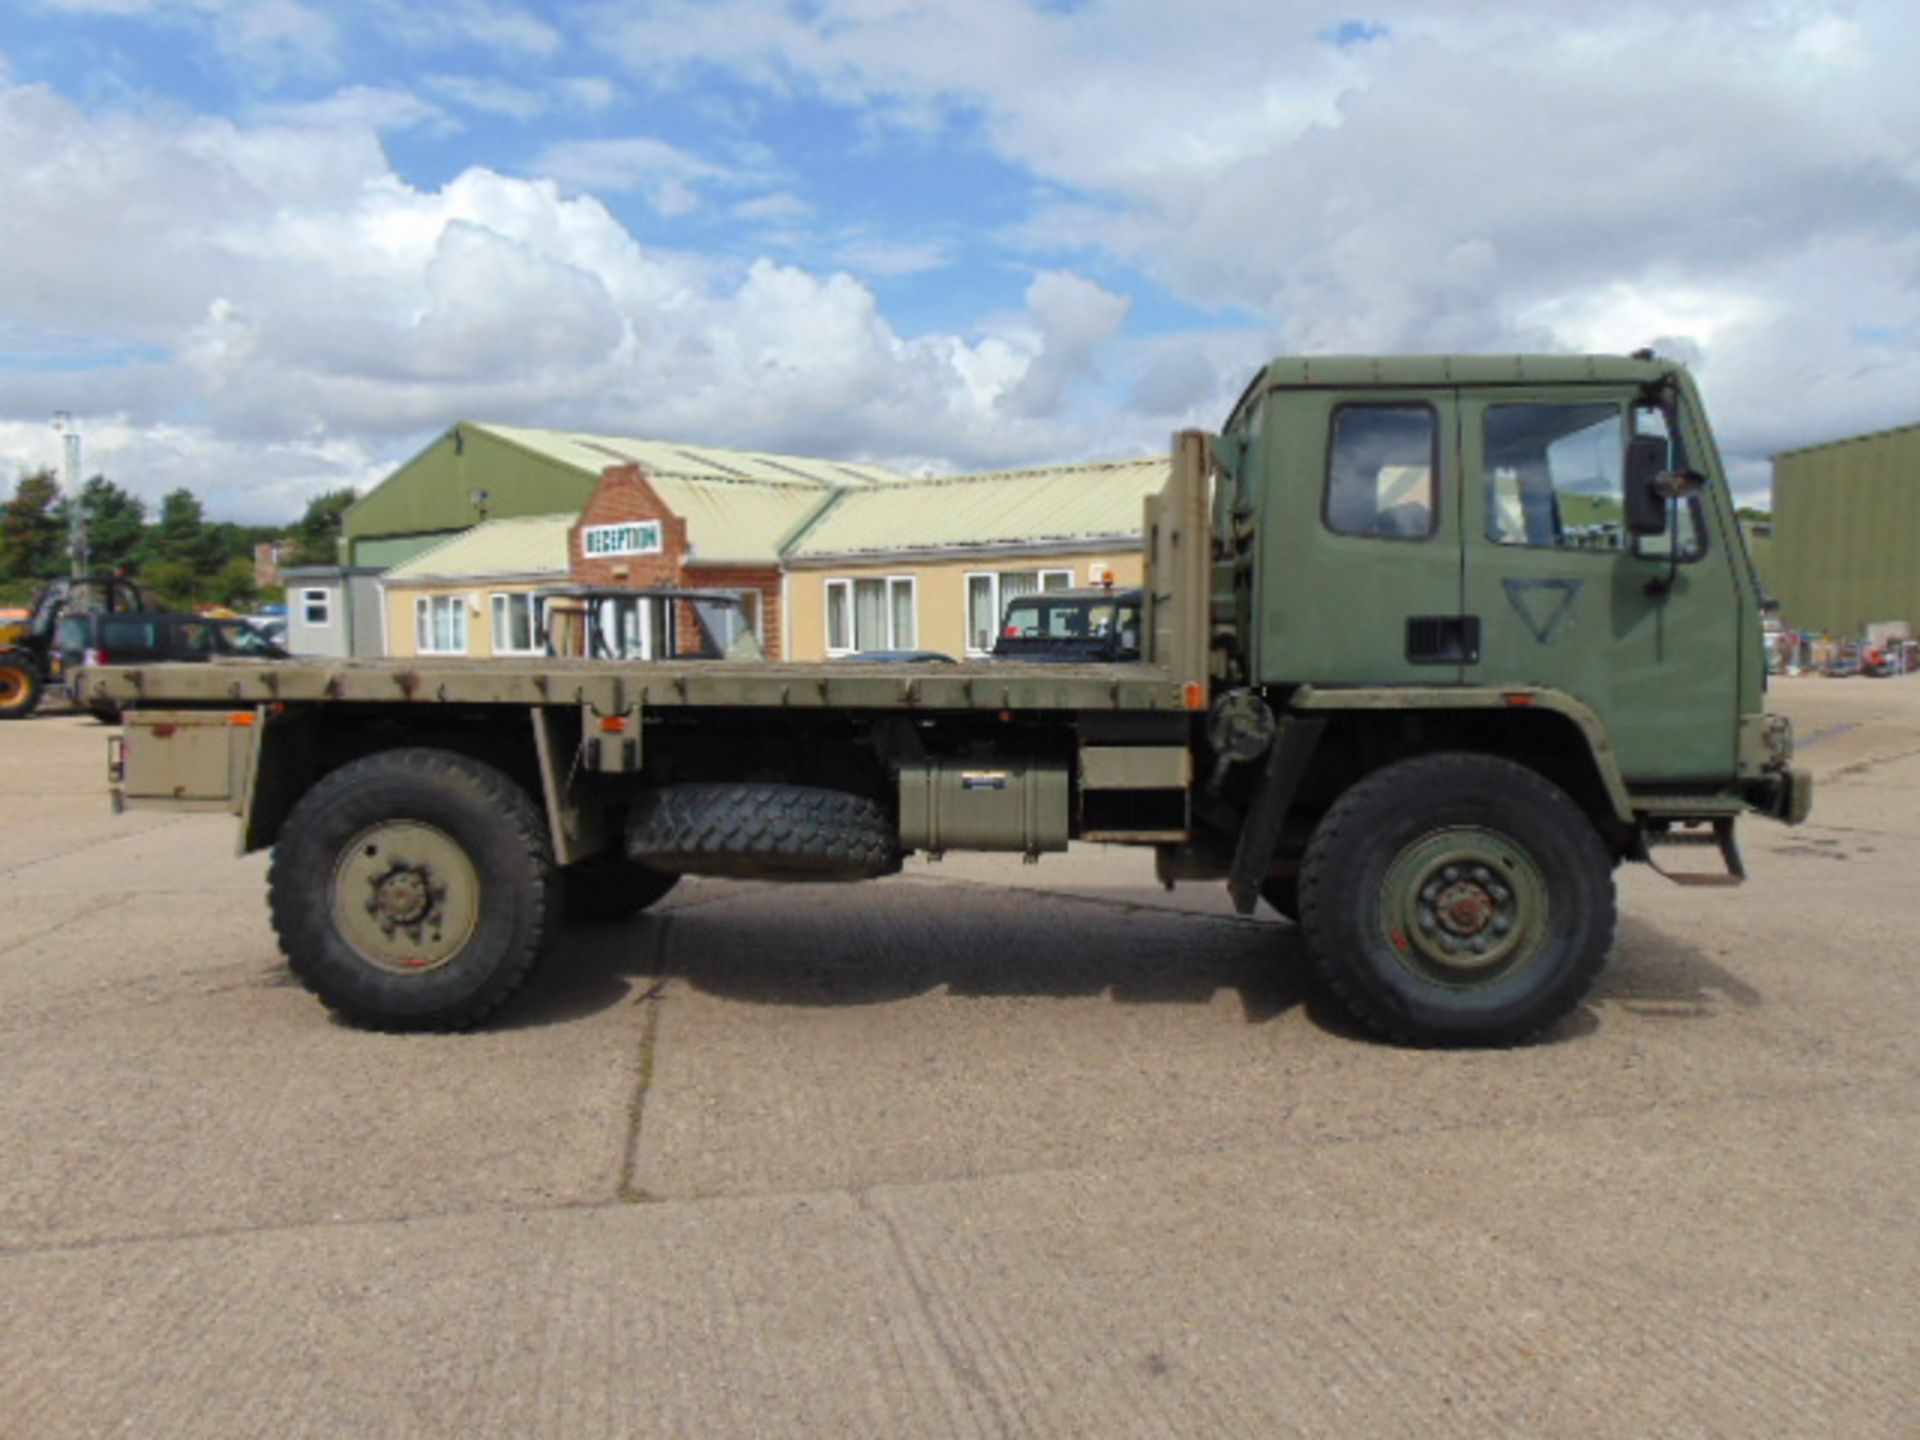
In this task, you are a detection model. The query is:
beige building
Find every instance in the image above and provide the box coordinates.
[376,452,1172,663]
[781,458,1166,660]
[381,514,573,659]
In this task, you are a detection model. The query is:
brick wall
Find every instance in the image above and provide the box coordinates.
[687,563,784,659]
[567,465,689,590]
[565,464,785,659]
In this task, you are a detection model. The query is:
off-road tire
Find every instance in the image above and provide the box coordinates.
[626,782,897,881]
[562,856,679,921]
[1299,752,1614,1048]
[268,747,558,1031]
[89,703,123,725]
[0,657,43,719]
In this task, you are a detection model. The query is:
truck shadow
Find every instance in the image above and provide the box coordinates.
[505,880,1311,1029]
[1586,914,1764,1019]
[502,884,1763,1041]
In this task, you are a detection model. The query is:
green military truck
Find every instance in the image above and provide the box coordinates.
[83,355,1808,1046]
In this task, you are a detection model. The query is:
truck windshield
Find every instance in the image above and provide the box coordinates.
[543,592,764,662]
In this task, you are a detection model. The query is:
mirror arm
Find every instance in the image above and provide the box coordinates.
[1643,496,1685,599]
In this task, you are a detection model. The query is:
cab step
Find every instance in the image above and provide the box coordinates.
[1638,815,1745,887]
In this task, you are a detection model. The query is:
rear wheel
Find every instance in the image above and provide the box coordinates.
[1299,753,1614,1047]
[0,656,43,719]
[268,748,558,1030]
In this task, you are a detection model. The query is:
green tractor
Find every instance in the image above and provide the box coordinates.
[0,576,147,719]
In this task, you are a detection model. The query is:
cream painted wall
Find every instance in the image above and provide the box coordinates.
[384,580,549,659]
[785,550,1145,661]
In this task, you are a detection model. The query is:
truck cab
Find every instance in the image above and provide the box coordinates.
[1207,354,1799,829]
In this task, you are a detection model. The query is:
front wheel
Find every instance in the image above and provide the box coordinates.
[0,656,43,719]
[268,748,558,1030]
[1299,753,1615,1047]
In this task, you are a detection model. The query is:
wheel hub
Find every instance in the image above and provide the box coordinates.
[1381,830,1546,985]
[368,864,441,934]
[330,821,481,974]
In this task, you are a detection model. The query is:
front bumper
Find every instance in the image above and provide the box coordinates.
[1739,712,1812,825]
[1744,765,1813,825]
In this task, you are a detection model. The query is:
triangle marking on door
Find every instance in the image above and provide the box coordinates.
[1502,578,1584,644]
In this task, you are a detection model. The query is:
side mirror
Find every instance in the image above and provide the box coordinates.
[1623,435,1670,537]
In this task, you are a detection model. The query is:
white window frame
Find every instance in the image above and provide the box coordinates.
[825,578,854,656]
[415,594,469,656]
[824,574,917,655]
[963,568,1075,655]
[885,575,916,652]
[301,588,331,626]
[489,592,544,657]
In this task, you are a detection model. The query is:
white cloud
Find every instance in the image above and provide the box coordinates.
[365,0,564,60]
[829,235,950,278]
[254,85,450,134]
[998,270,1132,418]
[734,191,812,223]
[530,135,736,216]
[0,416,384,525]
[0,80,1166,522]
[11,1,1920,522]
[423,74,547,122]
[559,76,618,111]
[603,0,1920,489]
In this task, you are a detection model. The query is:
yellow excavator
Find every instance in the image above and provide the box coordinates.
[0,576,146,719]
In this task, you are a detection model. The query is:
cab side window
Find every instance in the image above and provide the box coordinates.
[1325,405,1437,540]
[1483,403,1625,551]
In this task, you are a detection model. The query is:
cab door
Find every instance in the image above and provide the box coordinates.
[1457,387,1738,783]
[1258,389,1468,685]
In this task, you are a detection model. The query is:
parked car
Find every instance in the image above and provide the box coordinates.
[991,586,1143,663]
[57,612,290,721]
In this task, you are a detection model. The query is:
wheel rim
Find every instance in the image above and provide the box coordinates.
[0,667,27,710]
[330,821,482,975]
[1378,825,1548,987]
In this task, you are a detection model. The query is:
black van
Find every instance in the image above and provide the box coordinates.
[990,587,1144,663]
[57,613,289,719]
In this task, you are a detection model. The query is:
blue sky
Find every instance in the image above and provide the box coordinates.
[2,1,1918,520]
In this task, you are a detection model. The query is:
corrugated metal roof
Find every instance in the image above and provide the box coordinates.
[647,475,833,566]
[1773,418,1920,461]
[786,458,1170,559]
[475,424,907,488]
[384,513,575,582]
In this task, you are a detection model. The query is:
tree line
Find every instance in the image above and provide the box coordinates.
[0,472,356,612]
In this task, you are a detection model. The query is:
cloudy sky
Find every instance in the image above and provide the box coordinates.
[1,0,1916,521]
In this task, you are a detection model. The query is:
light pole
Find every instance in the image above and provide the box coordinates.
[51,412,86,578]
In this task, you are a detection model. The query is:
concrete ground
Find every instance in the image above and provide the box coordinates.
[1,678,1914,1437]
